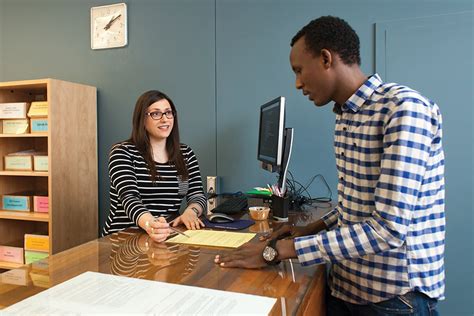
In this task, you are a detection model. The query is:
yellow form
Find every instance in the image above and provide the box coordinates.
[166,230,256,248]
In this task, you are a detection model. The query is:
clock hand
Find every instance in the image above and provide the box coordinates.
[104,14,122,31]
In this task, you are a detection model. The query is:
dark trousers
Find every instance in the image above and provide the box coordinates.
[327,291,439,316]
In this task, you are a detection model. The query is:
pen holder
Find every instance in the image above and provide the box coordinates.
[271,195,289,221]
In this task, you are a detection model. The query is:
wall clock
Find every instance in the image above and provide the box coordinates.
[91,3,128,50]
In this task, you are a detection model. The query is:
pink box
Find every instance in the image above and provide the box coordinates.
[33,195,49,213]
[0,245,24,264]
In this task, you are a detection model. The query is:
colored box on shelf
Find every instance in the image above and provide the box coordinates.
[4,154,33,171]
[2,119,29,134]
[27,101,48,118]
[25,250,49,265]
[29,270,50,288]
[33,195,49,213]
[0,102,29,119]
[30,117,48,133]
[24,234,49,252]
[31,259,49,272]
[1,268,30,286]
[2,193,32,211]
[0,245,24,264]
[33,154,48,171]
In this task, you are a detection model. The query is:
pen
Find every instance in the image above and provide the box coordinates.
[166,217,191,238]
[145,219,190,238]
[169,226,191,238]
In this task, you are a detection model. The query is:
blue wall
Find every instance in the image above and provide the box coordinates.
[0,0,3,79]
[0,1,472,314]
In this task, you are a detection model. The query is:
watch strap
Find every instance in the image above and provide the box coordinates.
[265,238,281,265]
[191,206,200,216]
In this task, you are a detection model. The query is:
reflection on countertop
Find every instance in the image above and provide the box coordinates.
[109,229,200,283]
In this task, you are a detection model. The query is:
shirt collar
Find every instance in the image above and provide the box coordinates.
[341,74,383,113]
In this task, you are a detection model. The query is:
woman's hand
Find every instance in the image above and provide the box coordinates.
[146,241,175,267]
[173,208,205,230]
[144,217,171,242]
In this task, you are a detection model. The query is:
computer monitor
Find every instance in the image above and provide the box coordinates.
[257,96,293,193]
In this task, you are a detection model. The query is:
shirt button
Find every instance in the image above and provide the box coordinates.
[353,142,357,147]
[343,127,347,131]
[341,152,345,156]
[339,176,344,182]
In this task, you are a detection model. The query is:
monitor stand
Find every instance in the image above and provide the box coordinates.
[277,127,294,195]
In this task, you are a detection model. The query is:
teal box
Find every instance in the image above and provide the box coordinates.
[30,119,48,133]
[2,195,31,211]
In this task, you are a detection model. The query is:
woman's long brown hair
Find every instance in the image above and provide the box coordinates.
[128,90,188,182]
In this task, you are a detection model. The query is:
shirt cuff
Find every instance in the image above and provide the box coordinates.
[322,208,339,230]
[294,235,325,266]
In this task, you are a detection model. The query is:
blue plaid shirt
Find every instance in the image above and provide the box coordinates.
[294,74,445,304]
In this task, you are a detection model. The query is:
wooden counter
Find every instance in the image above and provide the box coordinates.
[0,204,330,315]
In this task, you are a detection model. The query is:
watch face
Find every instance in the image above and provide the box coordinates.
[91,3,127,50]
[262,246,277,262]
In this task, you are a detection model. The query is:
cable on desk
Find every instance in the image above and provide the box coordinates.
[283,171,332,210]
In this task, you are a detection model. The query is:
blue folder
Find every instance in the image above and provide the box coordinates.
[201,217,255,230]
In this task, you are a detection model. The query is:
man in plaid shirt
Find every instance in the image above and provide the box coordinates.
[215,16,444,315]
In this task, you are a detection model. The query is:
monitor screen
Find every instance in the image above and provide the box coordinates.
[257,96,285,170]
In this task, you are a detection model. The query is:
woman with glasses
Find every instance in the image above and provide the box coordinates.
[102,90,206,242]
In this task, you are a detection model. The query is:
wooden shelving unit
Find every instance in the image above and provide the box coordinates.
[0,133,47,138]
[0,78,98,269]
[0,261,23,270]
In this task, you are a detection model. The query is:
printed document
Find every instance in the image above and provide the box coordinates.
[167,230,255,248]
[3,271,276,315]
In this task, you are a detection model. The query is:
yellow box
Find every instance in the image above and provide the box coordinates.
[4,154,33,171]
[27,101,48,118]
[24,234,49,252]
[33,155,48,171]
[2,119,29,134]
[29,269,50,288]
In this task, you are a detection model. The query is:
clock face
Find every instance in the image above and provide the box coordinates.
[91,3,127,50]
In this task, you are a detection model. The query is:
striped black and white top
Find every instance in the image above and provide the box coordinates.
[102,142,206,236]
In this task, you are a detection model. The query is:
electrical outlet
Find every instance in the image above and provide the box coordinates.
[206,176,218,214]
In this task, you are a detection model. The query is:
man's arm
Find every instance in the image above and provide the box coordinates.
[216,97,439,269]
[294,98,438,266]
[216,219,327,269]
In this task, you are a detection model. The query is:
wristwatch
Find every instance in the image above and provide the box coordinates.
[191,207,200,216]
[262,238,281,265]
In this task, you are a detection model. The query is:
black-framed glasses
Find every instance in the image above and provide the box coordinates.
[146,110,175,120]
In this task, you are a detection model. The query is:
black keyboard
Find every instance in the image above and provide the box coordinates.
[211,195,248,215]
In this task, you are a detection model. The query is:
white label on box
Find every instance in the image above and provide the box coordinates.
[0,102,29,119]
[4,156,33,170]
[2,119,29,134]
[33,156,48,171]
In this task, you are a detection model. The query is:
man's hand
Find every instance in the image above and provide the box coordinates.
[214,241,268,269]
[260,219,328,241]
[259,224,309,241]
[260,224,295,241]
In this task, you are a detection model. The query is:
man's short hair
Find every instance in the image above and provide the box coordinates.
[291,16,361,65]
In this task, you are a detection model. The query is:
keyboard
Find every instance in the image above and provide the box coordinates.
[211,195,248,215]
